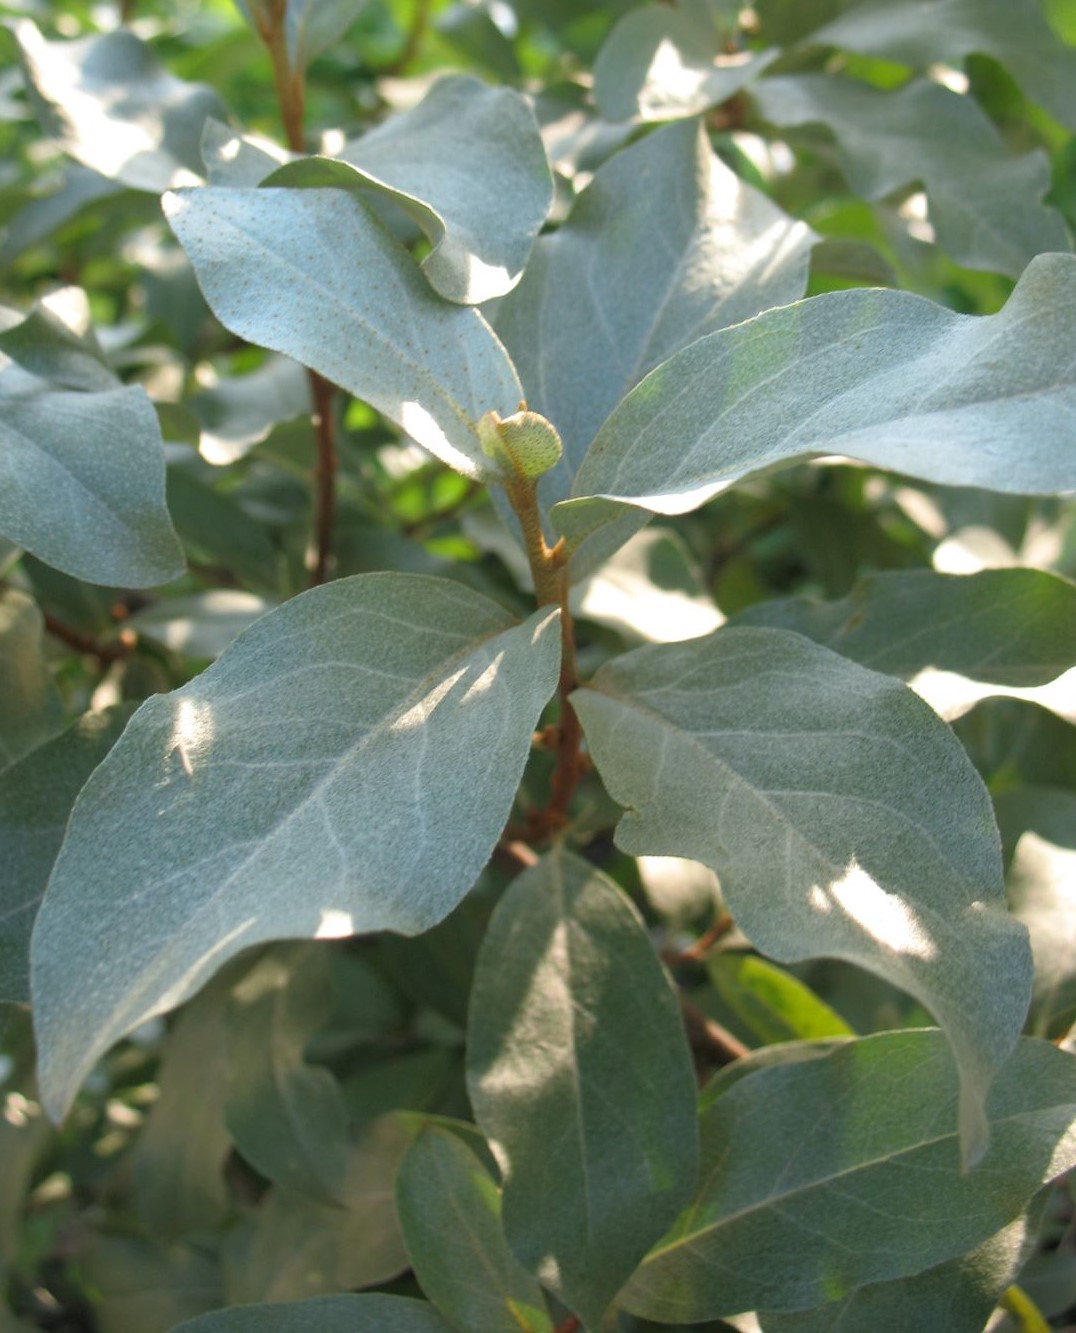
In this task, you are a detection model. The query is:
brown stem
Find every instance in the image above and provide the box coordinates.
[553,1318,581,1333]
[503,477,585,841]
[250,5,339,587]
[43,612,132,667]
[308,371,338,586]
[255,0,306,153]
[680,995,751,1065]
[663,912,735,967]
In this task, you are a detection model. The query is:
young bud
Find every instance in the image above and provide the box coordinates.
[478,407,562,481]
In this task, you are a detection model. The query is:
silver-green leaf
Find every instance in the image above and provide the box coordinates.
[0,706,131,1003]
[573,626,1031,1163]
[333,75,553,304]
[0,372,185,587]
[31,573,560,1121]
[595,5,778,122]
[752,74,1067,278]
[467,849,699,1329]
[814,0,1076,131]
[621,1032,1076,1321]
[0,589,64,775]
[495,119,814,559]
[560,251,1076,554]
[14,21,225,191]
[164,186,522,480]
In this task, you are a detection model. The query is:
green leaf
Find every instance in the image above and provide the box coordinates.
[0,589,64,774]
[14,22,226,191]
[164,186,522,480]
[561,251,1076,556]
[572,626,1031,1163]
[732,569,1076,720]
[189,354,310,465]
[0,370,185,587]
[752,74,1067,279]
[31,573,560,1121]
[224,945,351,1205]
[0,166,123,268]
[397,1127,554,1332]
[494,120,814,550]
[330,75,553,304]
[223,1115,411,1302]
[133,976,234,1241]
[814,0,1076,130]
[708,954,855,1045]
[127,591,275,661]
[758,1193,1048,1333]
[620,1032,1076,1321]
[0,706,131,1003]
[594,6,778,122]
[467,849,699,1328]
[0,296,116,392]
[173,1294,454,1332]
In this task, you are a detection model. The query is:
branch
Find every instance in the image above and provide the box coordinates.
[43,612,132,667]
[679,995,751,1065]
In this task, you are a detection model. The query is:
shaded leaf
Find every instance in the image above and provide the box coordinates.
[0,362,185,586]
[752,74,1066,279]
[225,945,350,1205]
[165,186,522,480]
[0,1085,51,1269]
[190,354,311,465]
[32,573,560,1120]
[397,1127,553,1332]
[133,975,234,1241]
[14,22,226,191]
[174,1294,454,1332]
[572,527,723,644]
[733,569,1076,720]
[595,6,778,122]
[0,706,130,1002]
[127,591,275,661]
[814,0,1076,130]
[0,295,115,392]
[0,165,123,267]
[81,1238,221,1333]
[467,849,698,1328]
[0,588,64,774]
[758,1191,1048,1332]
[621,1033,1076,1321]
[573,626,1031,1162]
[561,252,1076,558]
[223,1115,411,1302]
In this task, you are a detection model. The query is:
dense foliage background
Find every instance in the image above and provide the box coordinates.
[1,0,1075,1329]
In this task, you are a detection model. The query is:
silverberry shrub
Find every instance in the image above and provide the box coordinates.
[2,1,1076,1330]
